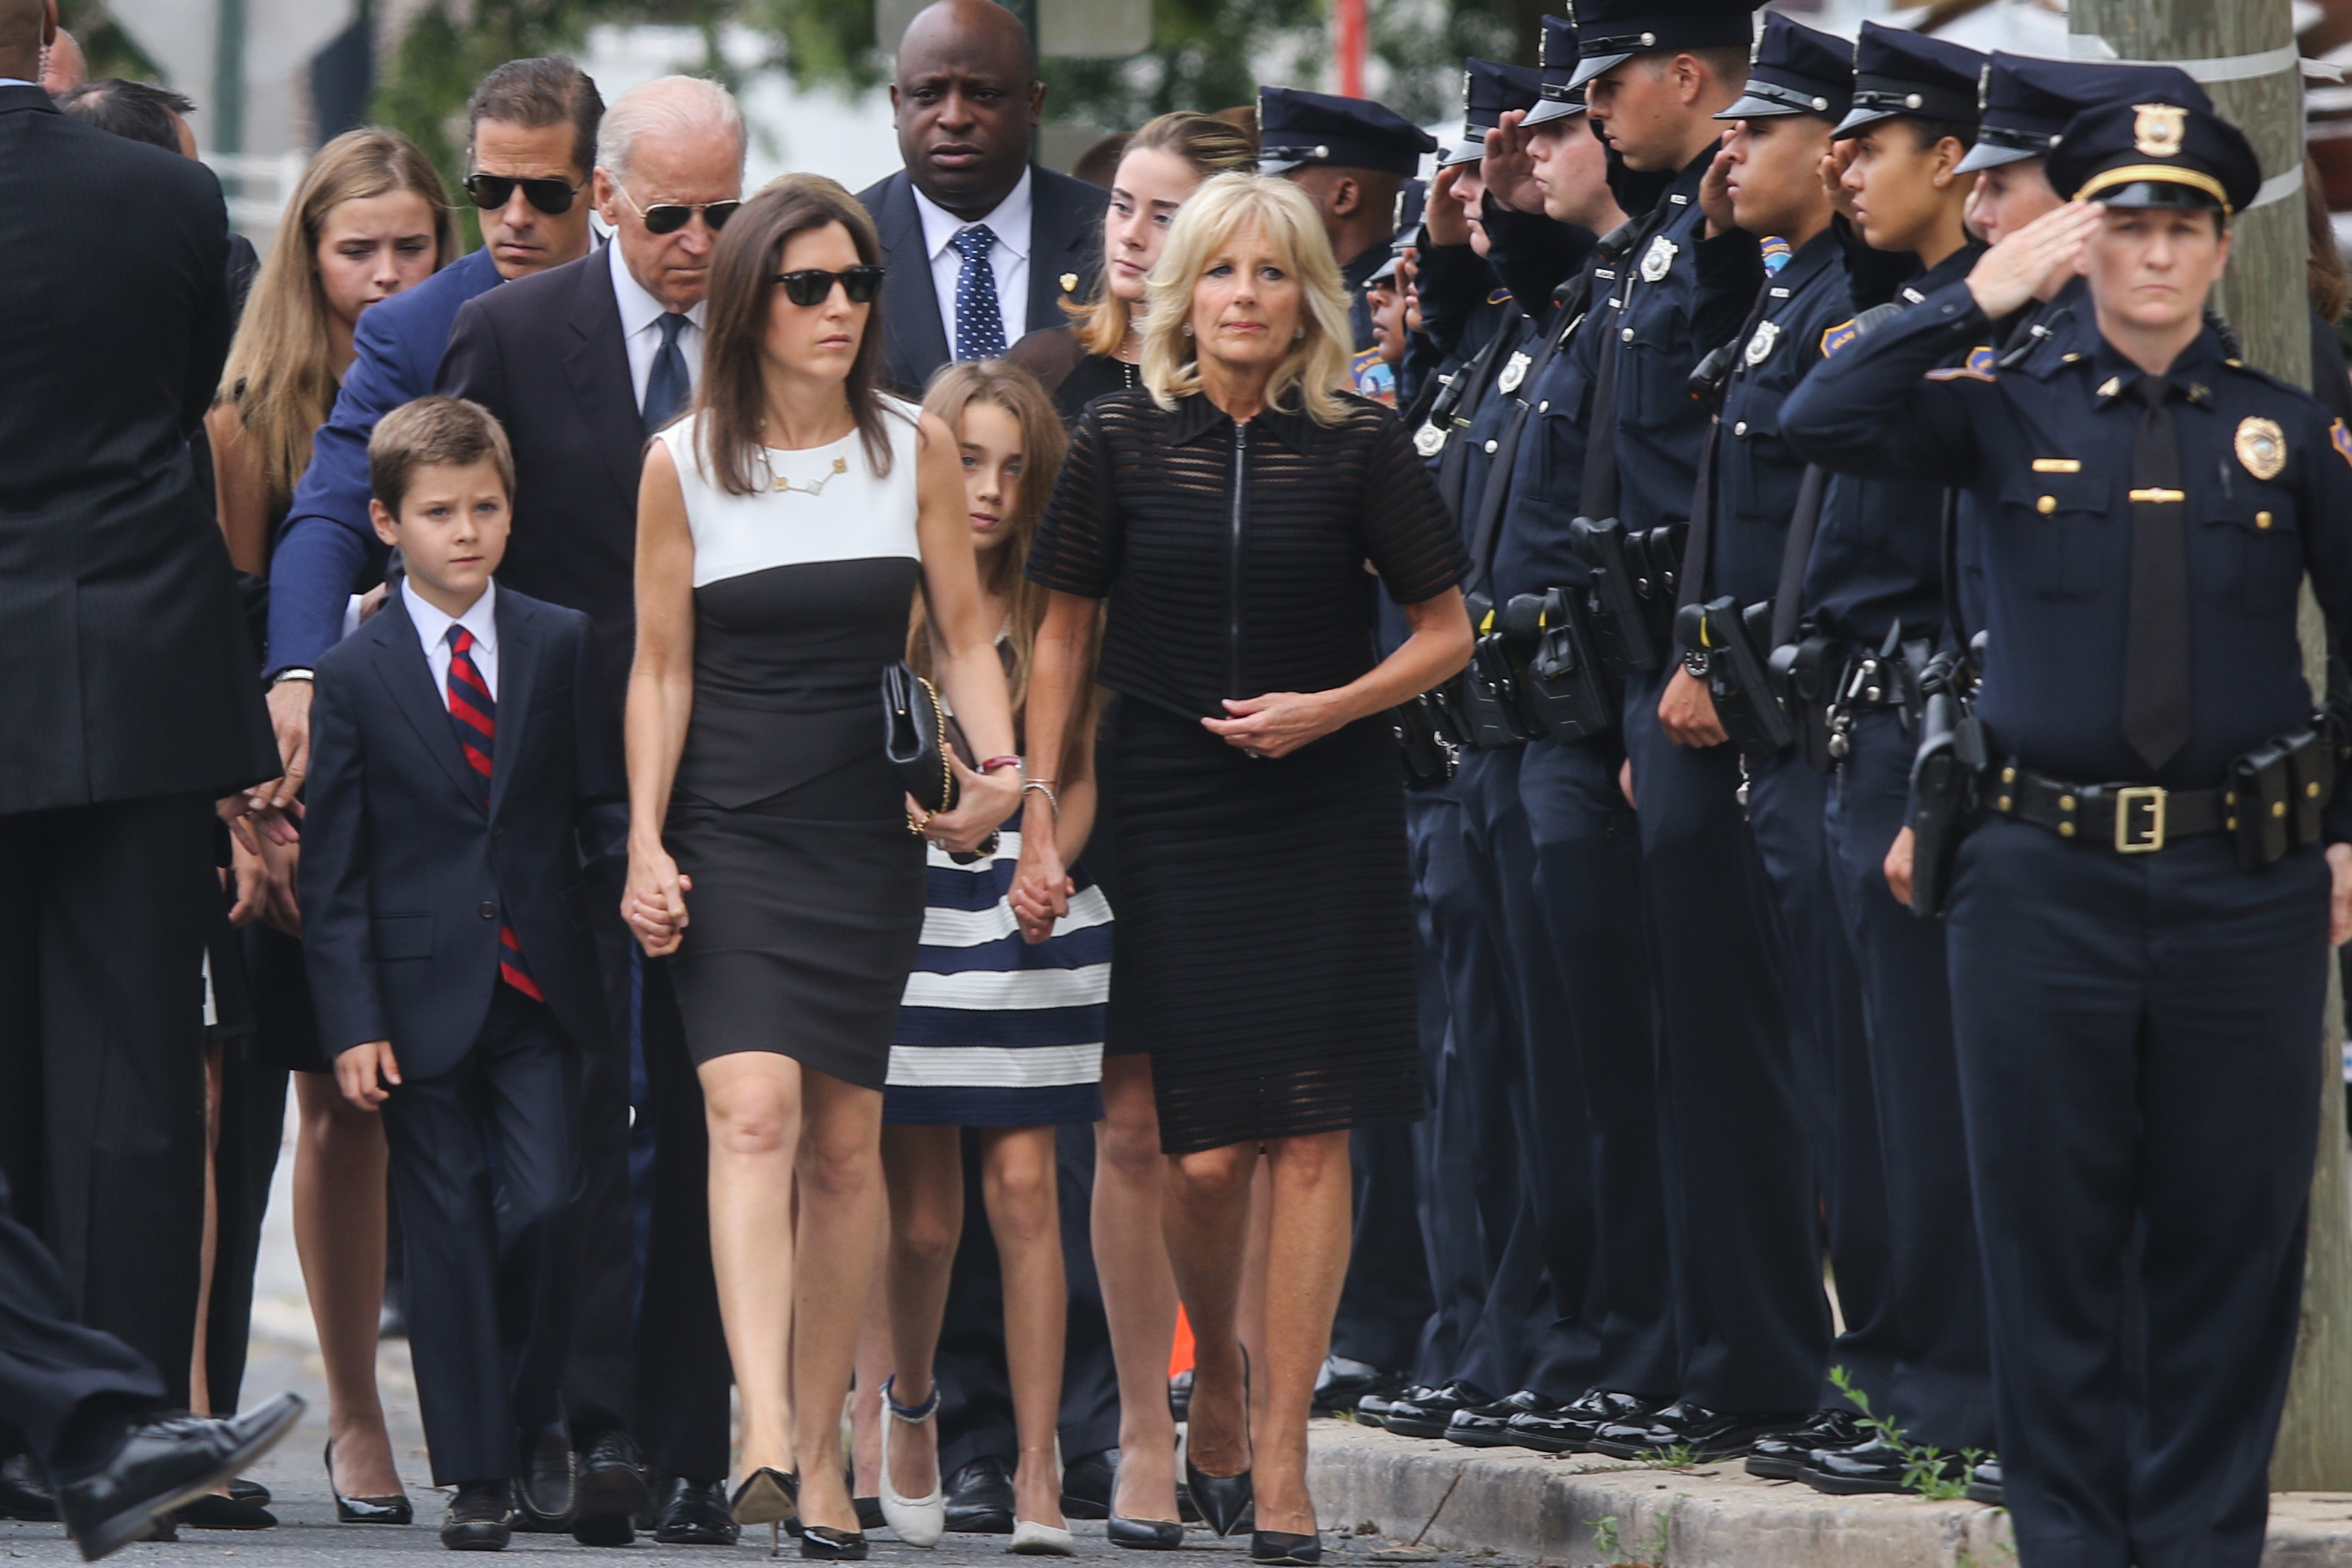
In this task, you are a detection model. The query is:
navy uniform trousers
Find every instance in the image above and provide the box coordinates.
[1744,750,1900,1408]
[1619,669,1830,1412]
[0,1170,165,1471]
[1948,821,2328,1568]
[1824,707,1993,1453]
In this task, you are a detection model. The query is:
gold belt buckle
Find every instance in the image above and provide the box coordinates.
[2114,784,2167,853]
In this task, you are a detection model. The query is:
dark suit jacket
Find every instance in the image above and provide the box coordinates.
[856,165,1109,396]
[436,249,643,708]
[0,85,274,814]
[301,587,624,1079]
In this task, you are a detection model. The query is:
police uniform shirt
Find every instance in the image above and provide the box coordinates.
[1699,227,1852,608]
[1799,240,1987,646]
[1489,250,1611,603]
[1782,277,2352,817]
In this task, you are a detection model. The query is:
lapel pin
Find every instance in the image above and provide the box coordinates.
[1060,272,1079,294]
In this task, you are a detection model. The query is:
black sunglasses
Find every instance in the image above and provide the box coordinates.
[462,172,587,215]
[615,183,742,235]
[772,266,886,306]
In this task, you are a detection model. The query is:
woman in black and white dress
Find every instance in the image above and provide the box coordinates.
[624,174,1019,1559]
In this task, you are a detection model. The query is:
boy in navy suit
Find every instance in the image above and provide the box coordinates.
[302,397,624,1551]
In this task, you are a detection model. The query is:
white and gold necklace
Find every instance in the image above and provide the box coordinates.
[759,434,851,497]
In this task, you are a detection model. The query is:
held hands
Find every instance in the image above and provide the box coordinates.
[1010,810,1074,945]
[1204,691,1344,759]
[336,1040,401,1111]
[1699,137,1737,238]
[625,844,693,956]
[1968,200,2103,320]
[1482,111,1545,215]
[253,680,314,815]
[918,757,1022,854]
[1658,667,1730,748]
[1884,825,1917,907]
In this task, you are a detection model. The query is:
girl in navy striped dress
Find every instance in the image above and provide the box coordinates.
[873,362,1104,1555]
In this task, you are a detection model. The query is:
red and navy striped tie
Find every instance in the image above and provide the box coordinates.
[447,626,542,1001]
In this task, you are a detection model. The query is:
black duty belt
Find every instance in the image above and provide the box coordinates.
[1991,765,2226,854]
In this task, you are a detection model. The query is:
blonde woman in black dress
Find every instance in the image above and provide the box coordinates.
[1012,174,1472,1566]
[624,175,1019,1559]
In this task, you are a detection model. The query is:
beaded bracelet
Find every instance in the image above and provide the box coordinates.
[1021,780,1061,818]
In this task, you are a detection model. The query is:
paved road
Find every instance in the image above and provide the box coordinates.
[1,1111,1506,1568]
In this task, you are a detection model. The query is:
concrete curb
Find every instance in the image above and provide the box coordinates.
[1307,1420,2352,1567]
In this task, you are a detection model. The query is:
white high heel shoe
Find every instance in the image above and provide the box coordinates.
[878,1376,947,1547]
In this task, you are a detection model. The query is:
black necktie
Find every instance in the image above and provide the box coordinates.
[2120,373,2192,772]
[643,313,690,436]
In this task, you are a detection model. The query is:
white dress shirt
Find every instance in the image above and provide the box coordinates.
[912,166,1033,353]
[404,578,500,706]
[610,240,705,413]
[0,77,35,87]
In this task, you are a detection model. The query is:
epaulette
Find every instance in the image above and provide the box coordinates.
[2215,356,2307,397]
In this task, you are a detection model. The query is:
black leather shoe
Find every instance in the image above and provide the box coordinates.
[1802,1435,1968,1496]
[227,1478,270,1506]
[1586,1401,1810,1462]
[800,1524,869,1560]
[514,1425,573,1528]
[1506,1389,1658,1456]
[1168,1370,1192,1424]
[652,1476,739,1545]
[943,1456,1015,1534]
[1060,1447,1115,1520]
[1965,1458,2003,1507]
[854,1496,885,1533]
[1743,1410,1869,1480]
[173,1492,276,1529]
[441,1481,514,1551]
[1353,1389,1397,1429]
[1,1453,58,1522]
[1314,1356,1407,1417]
[1107,1513,1184,1550]
[53,1392,303,1563]
[1381,1381,1490,1440]
[573,1429,648,1543]
[1251,1529,1322,1565]
[1447,1389,1568,1449]
[326,1440,413,1524]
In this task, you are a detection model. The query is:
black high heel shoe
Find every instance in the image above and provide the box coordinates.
[800,1524,869,1560]
[325,1440,413,1525]
[1183,1344,1253,1538]
[1251,1530,1322,1566]
[731,1467,801,1557]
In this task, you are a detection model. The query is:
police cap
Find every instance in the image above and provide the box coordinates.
[1958,56,2212,174]
[1390,178,1427,255]
[1717,11,1852,123]
[1567,0,1763,92]
[1257,86,1441,176]
[1441,58,1546,166]
[1524,15,1587,128]
[2046,94,2262,216]
[1833,21,1984,139]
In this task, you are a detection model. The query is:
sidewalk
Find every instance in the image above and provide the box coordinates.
[1308,1417,2352,1567]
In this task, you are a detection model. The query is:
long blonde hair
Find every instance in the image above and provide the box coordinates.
[1140,173,1354,426]
[908,361,1068,721]
[1067,111,1258,358]
[218,128,458,507]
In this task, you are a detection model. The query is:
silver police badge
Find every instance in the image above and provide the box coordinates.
[1497,350,1532,394]
[1744,319,1781,367]
[1415,421,1448,457]
[1639,233,1677,283]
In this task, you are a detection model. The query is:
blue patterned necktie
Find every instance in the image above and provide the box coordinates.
[643,311,690,435]
[949,224,1007,362]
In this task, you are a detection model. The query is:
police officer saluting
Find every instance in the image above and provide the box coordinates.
[1784,97,2352,1568]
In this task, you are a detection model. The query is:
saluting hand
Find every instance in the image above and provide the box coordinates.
[1482,111,1545,216]
[1423,164,1472,249]
[1698,137,1738,239]
[1818,142,1859,224]
[1967,200,2103,320]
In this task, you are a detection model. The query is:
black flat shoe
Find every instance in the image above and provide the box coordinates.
[1380,1381,1490,1441]
[1506,1389,1658,1457]
[574,1429,649,1533]
[1587,1401,1810,1463]
[1107,1513,1185,1550]
[1059,1447,1116,1520]
[944,1455,1015,1534]
[655,1476,740,1545]
[1313,1356,1408,1417]
[54,1392,304,1563]
[441,1480,515,1551]
[1168,1370,1193,1424]
[1251,1529,1322,1565]
[227,1477,270,1507]
[326,1440,414,1525]
[800,1524,869,1560]
[1184,1343,1253,1538]
[853,1496,885,1532]
[1446,1389,1568,1449]
[1802,1435,1966,1496]
[1,1453,58,1522]
[1743,1410,1869,1481]
[514,1424,573,1528]
[1965,1457,2003,1507]
[175,1492,277,1529]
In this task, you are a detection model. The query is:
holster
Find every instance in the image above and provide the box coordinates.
[1501,590,1621,745]
[1393,694,1460,791]
[1568,516,1662,677]
[1455,593,1530,750]
[1677,595,1793,759]
[1770,632,1851,774]
[1906,651,1987,919]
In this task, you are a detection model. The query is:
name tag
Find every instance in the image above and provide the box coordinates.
[2031,458,2082,473]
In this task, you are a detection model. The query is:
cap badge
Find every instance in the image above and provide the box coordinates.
[1060,272,1078,294]
[1743,319,1780,367]
[1639,232,1677,283]
[2235,416,2286,482]
[1498,350,1532,394]
[2133,103,2187,159]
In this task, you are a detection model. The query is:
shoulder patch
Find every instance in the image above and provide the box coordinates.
[2331,419,2352,472]
[1349,346,1397,407]
[1820,320,1860,359]
[1486,287,1513,307]
[1924,365,1997,383]
[1965,345,1996,375]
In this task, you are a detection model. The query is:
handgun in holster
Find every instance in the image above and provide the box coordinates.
[1906,649,1987,919]
[1454,592,1530,750]
[1567,517,1661,677]
[1393,692,1460,791]
[1500,588,1621,745]
[1675,595,1794,759]
[1642,523,1689,646]
[1769,632,1851,774]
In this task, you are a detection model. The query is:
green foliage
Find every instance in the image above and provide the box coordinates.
[1633,1442,1697,1471]
[1827,1365,1987,1504]
[1368,0,1547,123]
[1585,1513,1623,1563]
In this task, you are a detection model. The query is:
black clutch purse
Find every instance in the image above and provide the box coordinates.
[883,662,996,860]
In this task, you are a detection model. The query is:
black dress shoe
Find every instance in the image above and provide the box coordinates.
[853,1496,885,1532]
[1353,1389,1397,1428]
[442,1480,515,1551]
[1,1453,58,1522]
[325,1440,413,1524]
[800,1524,869,1560]
[514,1424,573,1528]
[650,1476,739,1544]
[1059,1447,1115,1519]
[1743,1409,1869,1480]
[1168,1370,1193,1423]
[1313,1355,1408,1417]
[943,1455,1015,1533]
[1381,1381,1490,1440]
[53,1392,303,1563]
[1251,1528,1322,1565]
[1506,1389,1658,1456]
[1965,1458,2003,1507]
[1447,1389,1568,1449]
[1586,1401,1809,1462]
[173,1492,277,1529]
[1107,1513,1185,1550]
[573,1429,649,1543]
[1802,1435,1967,1496]
[226,1477,270,1507]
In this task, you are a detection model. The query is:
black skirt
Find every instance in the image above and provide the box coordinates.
[1104,701,1424,1153]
